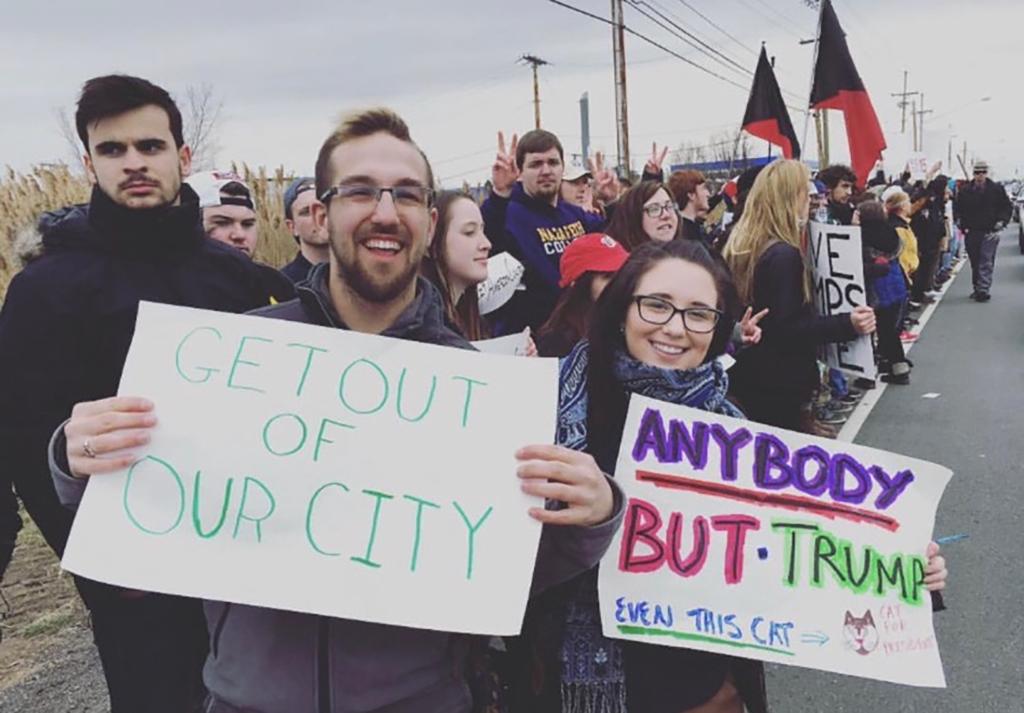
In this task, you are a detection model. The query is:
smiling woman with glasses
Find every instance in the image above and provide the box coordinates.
[508,238,779,713]
[604,180,682,249]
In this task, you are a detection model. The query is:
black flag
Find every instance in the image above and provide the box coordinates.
[809,0,886,184]
[742,46,800,159]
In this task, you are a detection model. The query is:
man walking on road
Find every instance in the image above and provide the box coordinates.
[955,160,1012,302]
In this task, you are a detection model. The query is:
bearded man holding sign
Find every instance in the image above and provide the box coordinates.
[53,109,624,713]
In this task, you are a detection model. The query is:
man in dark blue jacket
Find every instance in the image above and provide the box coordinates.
[0,74,280,713]
[481,130,610,332]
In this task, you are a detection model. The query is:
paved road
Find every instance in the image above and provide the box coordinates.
[768,225,1024,711]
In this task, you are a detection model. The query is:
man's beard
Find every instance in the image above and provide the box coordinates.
[332,237,421,303]
[530,182,560,202]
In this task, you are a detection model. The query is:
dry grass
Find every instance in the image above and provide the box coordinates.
[0,163,300,301]
[234,163,301,269]
[0,165,91,300]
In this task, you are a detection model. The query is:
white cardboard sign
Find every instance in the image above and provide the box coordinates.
[809,221,877,378]
[598,395,951,687]
[477,253,525,316]
[63,302,558,635]
[472,329,532,357]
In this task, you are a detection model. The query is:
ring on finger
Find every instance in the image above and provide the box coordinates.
[83,439,98,458]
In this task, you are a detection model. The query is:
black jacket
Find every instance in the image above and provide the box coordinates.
[0,184,281,573]
[955,178,1012,232]
[729,242,857,400]
[280,251,316,285]
[680,216,712,249]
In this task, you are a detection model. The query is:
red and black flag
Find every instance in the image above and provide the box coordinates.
[742,46,800,159]
[810,0,886,185]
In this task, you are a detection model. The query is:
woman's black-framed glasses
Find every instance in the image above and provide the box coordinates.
[641,200,675,218]
[634,295,722,333]
[318,183,434,209]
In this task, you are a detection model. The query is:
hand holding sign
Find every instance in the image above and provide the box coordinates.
[850,305,876,335]
[492,131,520,198]
[65,396,157,477]
[924,542,947,591]
[516,444,613,526]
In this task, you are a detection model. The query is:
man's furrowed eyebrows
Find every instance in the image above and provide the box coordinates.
[136,138,168,149]
[94,140,126,153]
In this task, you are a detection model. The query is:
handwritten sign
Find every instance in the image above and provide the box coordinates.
[809,221,876,378]
[478,253,525,316]
[598,395,950,687]
[472,329,531,356]
[62,302,558,635]
[907,153,930,182]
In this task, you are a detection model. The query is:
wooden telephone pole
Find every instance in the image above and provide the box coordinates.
[891,70,919,135]
[519,55,549,129]
[611,0,631,177]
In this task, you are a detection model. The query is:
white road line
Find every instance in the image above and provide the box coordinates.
[837,258,966,443]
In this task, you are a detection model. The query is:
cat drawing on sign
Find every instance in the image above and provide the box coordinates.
[842,610,879,656]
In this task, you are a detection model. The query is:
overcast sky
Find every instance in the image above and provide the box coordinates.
[3,0,1021,187]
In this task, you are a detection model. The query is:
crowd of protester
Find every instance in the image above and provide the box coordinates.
[0,72,987,713]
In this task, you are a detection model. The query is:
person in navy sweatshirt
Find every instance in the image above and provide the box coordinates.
[481,130,616,332]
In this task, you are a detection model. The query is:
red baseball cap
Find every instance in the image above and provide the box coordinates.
[559,233,629,288]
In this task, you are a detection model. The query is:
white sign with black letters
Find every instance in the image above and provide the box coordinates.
[808,222,876,379]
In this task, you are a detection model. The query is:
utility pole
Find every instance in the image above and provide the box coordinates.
[821,110,830,167]
[890,70,919,135]
[579,92,591,164]
[611,0,631,177]
[911,99,919,151]
[519,55,549,129]
[915,93,933,154]
[813,111,825,166]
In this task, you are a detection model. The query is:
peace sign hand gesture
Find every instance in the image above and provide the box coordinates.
[644,142,669,176]
[588,151,621,203]
[738,307,769,345]
[492,131,520,198]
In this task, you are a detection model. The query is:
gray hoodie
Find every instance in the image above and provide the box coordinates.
[52,265,625,713]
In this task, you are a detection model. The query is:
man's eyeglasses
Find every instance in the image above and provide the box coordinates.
[319,183,433,209]
[634,295,722,333]
[642,201,676,218]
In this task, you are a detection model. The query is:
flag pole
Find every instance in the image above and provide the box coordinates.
[802,0,826,166]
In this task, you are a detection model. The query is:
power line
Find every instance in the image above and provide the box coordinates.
[730,0,805,40]
[547,0,749,92]
[630,0,806,105]
[671,0,758,56]
[748,0,809,32]
[547,0,809,115]
[663,0,807,101]
[626,0,752,77]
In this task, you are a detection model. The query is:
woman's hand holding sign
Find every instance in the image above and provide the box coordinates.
[849,305,876,335]
[516,445,614,527]
[924,541,947,592]
[65,396,156,479]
